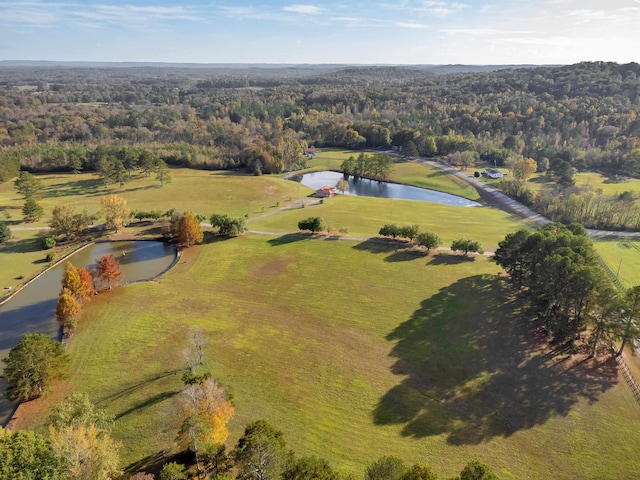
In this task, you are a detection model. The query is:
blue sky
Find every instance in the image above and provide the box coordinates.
[0,0,638,64]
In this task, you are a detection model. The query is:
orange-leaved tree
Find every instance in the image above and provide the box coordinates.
[61,262,93,303]
[95,254,122,290]
[76,267,94,301]
[177,211,203,248]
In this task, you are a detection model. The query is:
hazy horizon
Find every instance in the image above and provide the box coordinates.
[0,1,637,65]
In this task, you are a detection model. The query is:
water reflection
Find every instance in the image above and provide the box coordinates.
[291,170,480,207]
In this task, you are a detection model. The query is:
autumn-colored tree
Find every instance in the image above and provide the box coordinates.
[60,262,93,303]
[95,254,122,290]
[49,205,93,240]
[76,267,94,301]
[177,211,203,248]
[101,194,131,232]
[176,379,236,476]
[509,157,538,181]
[48,394,121,480]
[49,424,121,480]
[56,293,81,324]
[335,178,349,194]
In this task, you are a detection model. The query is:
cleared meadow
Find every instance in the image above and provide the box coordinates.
[17,236,640,479]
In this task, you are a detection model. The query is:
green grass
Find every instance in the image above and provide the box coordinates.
[248,195,528,251]
[527,171,640,197]
[594,240,640,289]
[0,230,75,291]
[21,236,640,479]
[0,168,306,229]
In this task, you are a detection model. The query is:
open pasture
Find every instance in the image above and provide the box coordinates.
[248,194,528,251]
[16,236,640,479]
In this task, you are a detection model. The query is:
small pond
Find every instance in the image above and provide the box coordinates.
[291,170,480,207]
[0,240,177,425]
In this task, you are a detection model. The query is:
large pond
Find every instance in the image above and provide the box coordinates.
[0,240,177,426]
[291,170,480,207]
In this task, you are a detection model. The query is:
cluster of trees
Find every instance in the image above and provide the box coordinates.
[2,62,640,181]
[378,224,483,255]
[0,221,10,243]
[148,420,497,480]
[341,153,395,181]
[494,223,640,351]
[0,393,121,480]
[502,179,640,231]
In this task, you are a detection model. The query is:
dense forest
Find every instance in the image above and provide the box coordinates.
[0,61,639,184]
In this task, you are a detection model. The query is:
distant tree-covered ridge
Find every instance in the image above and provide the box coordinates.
[1,61,639,180]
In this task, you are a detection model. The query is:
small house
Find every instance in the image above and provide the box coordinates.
[315,186,335,198]
[482,168,504,179]
[304,147,317,157]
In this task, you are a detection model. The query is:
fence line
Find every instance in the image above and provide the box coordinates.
[616,355,640,404]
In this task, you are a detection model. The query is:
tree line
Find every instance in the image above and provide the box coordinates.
[1,61,640,180]
[494,222,640,353]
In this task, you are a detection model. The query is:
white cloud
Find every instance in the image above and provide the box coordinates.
[396,22,429,29]
[380,1,468,16]
[442,28,534,36]
[282,4,325,15]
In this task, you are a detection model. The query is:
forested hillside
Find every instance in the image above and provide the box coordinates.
[0,61,639,182]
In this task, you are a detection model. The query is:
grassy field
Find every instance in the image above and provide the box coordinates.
[593,240,640,289]
[248,195,528,251]
[0,168,306,229]
[17,236,640,479]
[527,171,640,197]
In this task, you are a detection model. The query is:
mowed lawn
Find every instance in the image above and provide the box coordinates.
[248,195,528,251]
[22,236,640,479]
[594,240,640,289]
[0,168,305,229]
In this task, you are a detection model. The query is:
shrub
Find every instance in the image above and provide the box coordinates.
[159,462,187,480]
[41,235,56,249]
[45,253,56,262]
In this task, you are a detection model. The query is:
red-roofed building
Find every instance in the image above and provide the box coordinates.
[315,186,335,197]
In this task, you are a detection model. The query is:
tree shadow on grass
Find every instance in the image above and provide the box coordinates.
[385,249,427,263]
[267,233,309,246]
[43,177,104,198]
[115,389,181,420]
[95,369,182,406]
[125,449,192,477]
[427,253,476,265]
[352,239,425,262]
[374,274,617,445]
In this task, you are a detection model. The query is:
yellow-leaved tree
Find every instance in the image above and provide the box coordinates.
[176,378,236,476]
[101,194,131,232]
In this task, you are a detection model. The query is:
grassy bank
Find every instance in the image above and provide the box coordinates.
[18,236,640,479]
